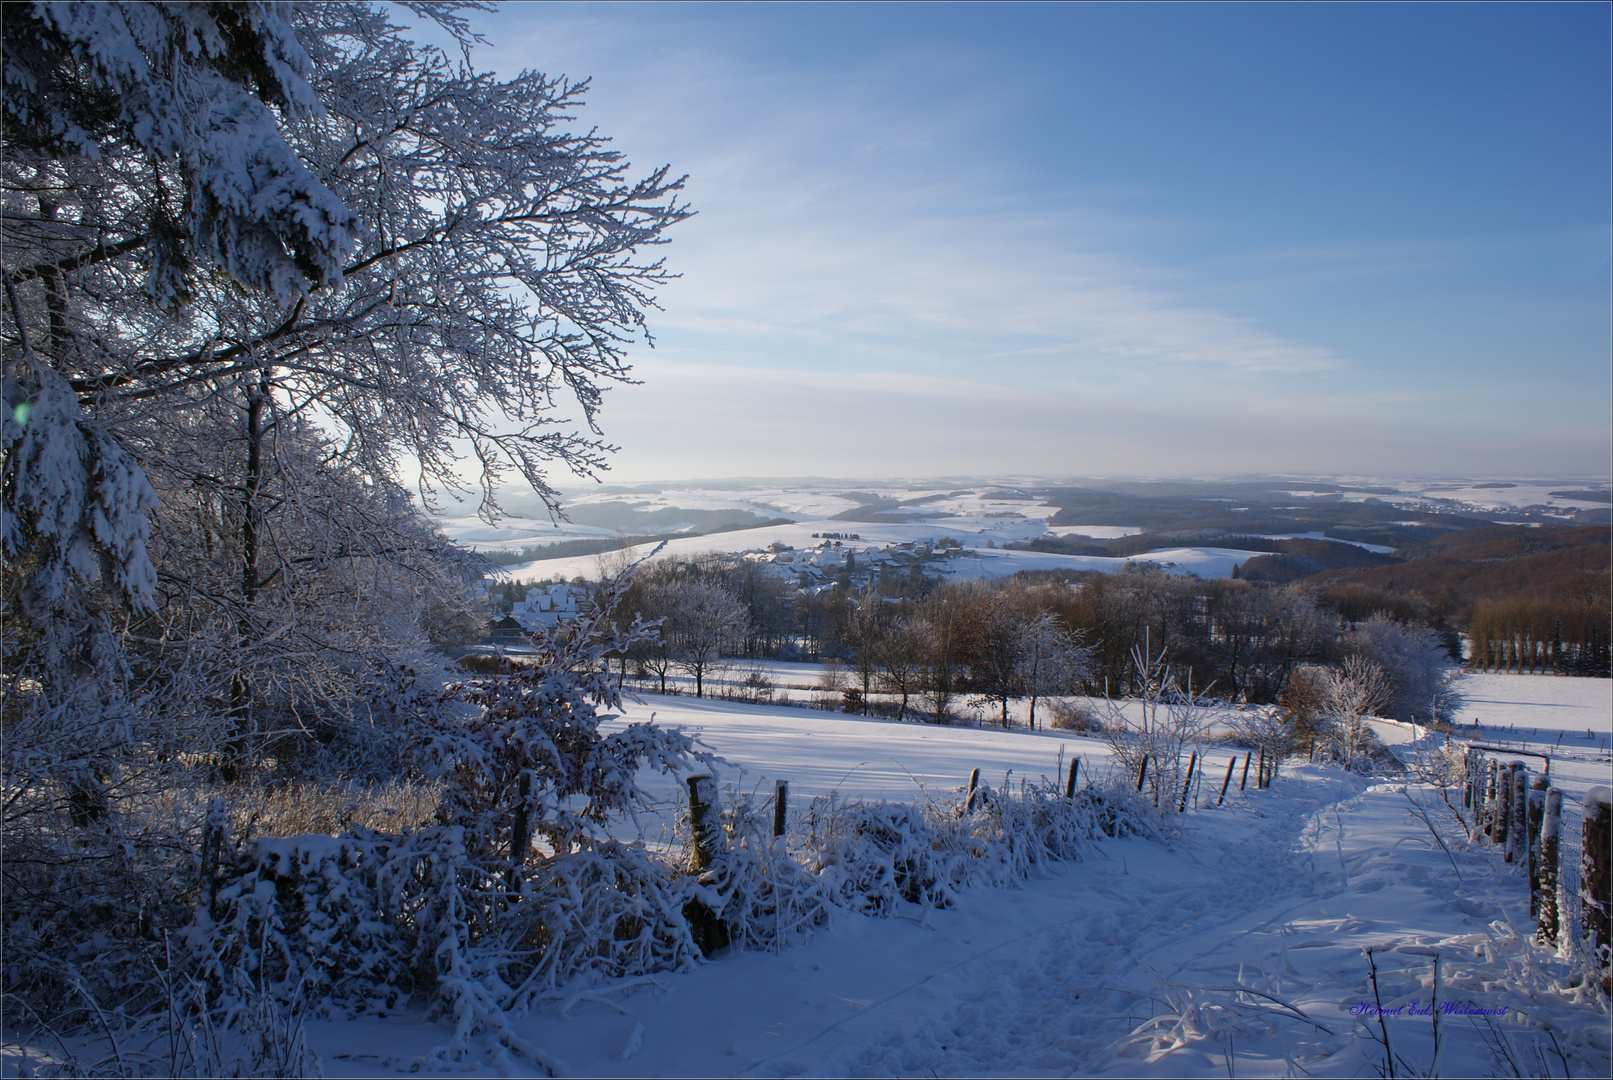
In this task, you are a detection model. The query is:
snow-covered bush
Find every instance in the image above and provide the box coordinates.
[414,572,707,873]
[691,792,831,952]
[811,798,970,914]
[1048,698,1105,732]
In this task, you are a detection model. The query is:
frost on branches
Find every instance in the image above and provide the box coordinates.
[2,1,692,1056]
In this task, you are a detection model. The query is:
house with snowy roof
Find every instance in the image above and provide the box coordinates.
[510,583,583,630]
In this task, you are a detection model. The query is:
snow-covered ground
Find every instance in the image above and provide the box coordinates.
[441,475,1607,585]
[288,673,1611,1077]
[497,525,1263,583]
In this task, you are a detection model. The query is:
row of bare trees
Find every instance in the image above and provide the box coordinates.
[578,555,1466,723]
[1465,572,1611,676]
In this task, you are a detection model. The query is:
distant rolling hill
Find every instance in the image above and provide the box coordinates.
[1295,525,1608,613]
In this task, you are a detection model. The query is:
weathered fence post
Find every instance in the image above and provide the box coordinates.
[1178,752,1197,813]
[1218,756,1237,806]
[1483,759,1499,842]
[1506,763,1527,864]
[1528,776,1548,917]
[1135,755,1149,793]
[1065,757,1080,798]
[773,779,789,839]
[966,767,981,812]
[509,770,533,889]
[1463,748,1475,809]
[1256,747,1266,790]
[200,797,229,919]
[1582,787,1610,980]
[1240,751,1252,792]
[1494,762,1512,849]
[686,774,721,871]
[1537,788,1563,946]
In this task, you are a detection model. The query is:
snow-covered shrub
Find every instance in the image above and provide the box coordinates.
[504,843,702,1000]
[690,793,831,953]
[414,572,708,873]
[804,780,1120,915]
[810,797,969,914]
[1048,698,1105,732]
[1224,706,1301,767]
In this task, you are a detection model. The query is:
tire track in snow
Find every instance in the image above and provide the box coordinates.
[788,774,1365,1078]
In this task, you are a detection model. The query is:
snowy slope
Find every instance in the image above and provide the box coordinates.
[295,674,1610,1078]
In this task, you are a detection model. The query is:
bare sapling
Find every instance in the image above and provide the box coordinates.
[1101,640,1208,814]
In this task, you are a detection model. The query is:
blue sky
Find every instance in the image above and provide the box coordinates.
[424,2,1610,481]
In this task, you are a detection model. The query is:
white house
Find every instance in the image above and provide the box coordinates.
[511,583,582,630]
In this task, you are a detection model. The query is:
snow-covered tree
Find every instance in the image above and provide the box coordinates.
[1319,654,1391,770]
[1347,615,1463,724]
[665,578,748,698]
[1101,640,1208,813]
[5,1,689,754]
[417,571,707,877]
[3,2,691,1029]
[1015,611,1093,731]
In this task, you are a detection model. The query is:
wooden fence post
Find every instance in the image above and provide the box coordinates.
[773,779,789,839]
[1506,763,1527,864]
[1494,763,1513,850]
[1218,756,1236,806]
[1178,751,1197,813]
[1481,758,1498,841]
[200,797,228,919]
[1135,755,1149,793]
[1256,747,1266,790]
[1582,786,1610,980]
[509,770,533,889]
[686,774,721,871]
[1528,776,1548,917]
[1463,748,1475,809]
[1065,757,1080,799]
[1240,751,1252,792]
[966,767,981,812]
[1537,788,1563,946]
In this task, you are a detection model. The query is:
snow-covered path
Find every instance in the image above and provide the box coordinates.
[274,677,1613,1077]
[310,763,1609,1077]
[809,769,1363,1078]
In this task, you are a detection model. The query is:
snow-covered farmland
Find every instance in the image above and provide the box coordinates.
[286,673,1612,1078]
[500,526,1262,583]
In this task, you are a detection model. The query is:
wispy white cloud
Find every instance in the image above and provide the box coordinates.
[438,5,1608,481]
[596,358,1603,481]
[478,9,1344,386]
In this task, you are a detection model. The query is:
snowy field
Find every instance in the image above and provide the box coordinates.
[286,674,1612,1078]
[502,526,1262,583]
[434,477,1608,586]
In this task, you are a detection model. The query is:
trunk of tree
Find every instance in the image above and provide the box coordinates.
[225,369,270,780]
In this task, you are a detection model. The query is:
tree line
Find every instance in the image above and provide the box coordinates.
[583,554,1468,725]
